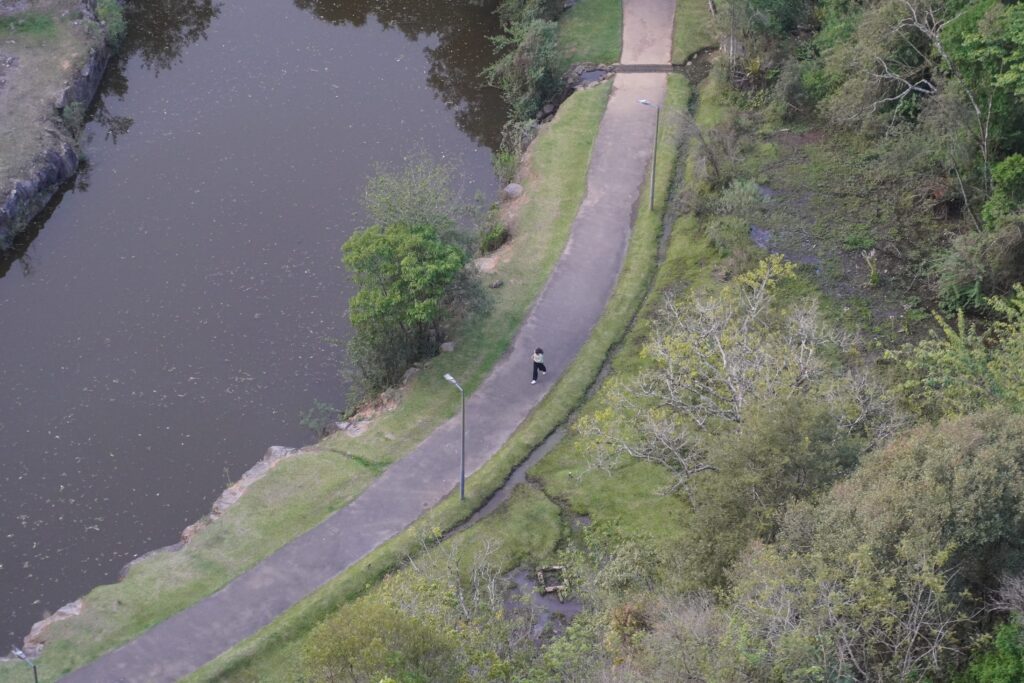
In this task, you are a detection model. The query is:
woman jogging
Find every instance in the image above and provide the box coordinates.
[531,348,547,384]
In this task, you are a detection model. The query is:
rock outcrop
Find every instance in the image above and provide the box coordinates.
[0,2,115,247]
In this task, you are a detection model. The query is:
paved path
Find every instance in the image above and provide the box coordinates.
[62,1,675,680]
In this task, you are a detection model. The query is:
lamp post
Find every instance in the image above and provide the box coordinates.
[638,98,660,211]
[9,647,38,683]
[443,373,466,501]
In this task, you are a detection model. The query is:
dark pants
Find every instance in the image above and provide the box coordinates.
[533,362,547,380]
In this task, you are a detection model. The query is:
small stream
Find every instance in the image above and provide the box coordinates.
[0,0,504,642]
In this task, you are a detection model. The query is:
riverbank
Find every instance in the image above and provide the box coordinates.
[0,0,119,246]
[0,76,614,683]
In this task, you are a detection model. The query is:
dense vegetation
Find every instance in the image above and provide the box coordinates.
[723,0,1024,311]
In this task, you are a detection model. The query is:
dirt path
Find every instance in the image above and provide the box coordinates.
[61,1,675,680]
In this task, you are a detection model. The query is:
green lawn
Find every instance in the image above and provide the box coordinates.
[557,0,623,74]
[0,82,613,683]
[673,0,717,63]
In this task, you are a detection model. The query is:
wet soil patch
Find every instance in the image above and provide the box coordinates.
[505,566,583,641]
[677,46,716,88]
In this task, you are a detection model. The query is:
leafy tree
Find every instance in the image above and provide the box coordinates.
[344,224,466,337]
[683,396,861,584]
[943,0,1024,158]
[639,409,1024,681]
[341,158,486,394]
[343,222,468,390]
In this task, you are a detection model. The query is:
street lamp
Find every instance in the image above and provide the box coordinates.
[639,98,660,211]
[443,373,466,501]
[9,647,38,683]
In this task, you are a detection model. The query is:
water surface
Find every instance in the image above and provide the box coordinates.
[0,0,503,642]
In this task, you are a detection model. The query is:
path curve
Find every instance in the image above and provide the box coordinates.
[62,0,675,679]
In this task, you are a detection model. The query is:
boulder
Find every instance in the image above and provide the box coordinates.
[440,341,456,353]
[502,183,524,200]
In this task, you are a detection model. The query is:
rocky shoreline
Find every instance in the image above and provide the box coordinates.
[0,0,114,247]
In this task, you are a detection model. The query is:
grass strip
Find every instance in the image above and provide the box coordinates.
[531,73,703,549]
[556,0,623,74]
[0,13,56,37]
[184,73,690,683]
[673,0,717,64]
[0,84,613,683]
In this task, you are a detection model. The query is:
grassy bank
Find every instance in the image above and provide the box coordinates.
[673,0,717,63]
[556,0,623,73]
[183,72,692,682]
[0,82,612,683]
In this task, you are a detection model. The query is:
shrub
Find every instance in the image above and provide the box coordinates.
[984,155,1024,224]
[959,620,1024,683]
[932,217,1024,314]
[716,178,765,214]
[492,149,519,185]
[299,400,339,438]
[479,223,509,254]
[303,600,464,682]
[97,0,126,47]
[61,101,86,131]
[485,0,560,121]
[655,410,1024,681]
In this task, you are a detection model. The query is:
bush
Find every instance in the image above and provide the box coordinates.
[342,158,486,395]
[809,409,1024,590]
[716,178,765,214]
[485,0,559,121]
[61,101,86,131]
[479,223,509,254]
[97,0,126,47]
[959,620,1024,683]
[652,410,1024,682]
[303,600,464,682]
[772,58,812,121]
[492,149,519,185]
[984,155,1024,224]
[299,400,339,438]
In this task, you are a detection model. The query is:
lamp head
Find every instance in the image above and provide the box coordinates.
[443,373,455,383]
